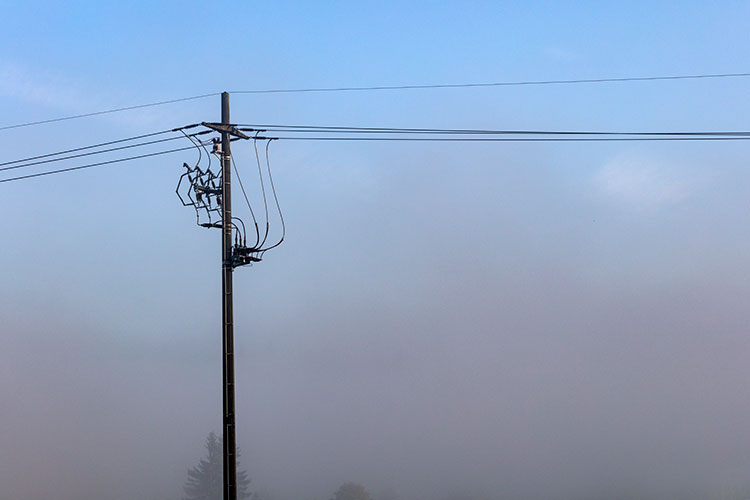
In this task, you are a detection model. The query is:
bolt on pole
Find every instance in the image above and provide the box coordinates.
[221,91,237,500]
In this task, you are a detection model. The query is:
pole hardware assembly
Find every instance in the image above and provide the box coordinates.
[202,121,251,140]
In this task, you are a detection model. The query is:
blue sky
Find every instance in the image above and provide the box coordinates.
[1,3,750,500]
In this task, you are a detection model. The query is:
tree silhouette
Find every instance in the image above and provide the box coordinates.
[331,482,371,500]
[184,432,252,500]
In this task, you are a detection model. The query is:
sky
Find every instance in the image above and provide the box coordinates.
[1,2,750,500]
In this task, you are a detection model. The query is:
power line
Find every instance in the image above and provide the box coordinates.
[0,127,181,167]
[229,72,750,95]
[1,71,747,133]
[4,134,744,185]
[1,130,209,173]
[0,124,203,168]
[0,143,207,184]
[4,123,749,185]
[5,135,746,184]
[5,122,744,175]
[0,94,219,132]
[260,139,285,255]
[273,136,750,142]
[230,152,260,245]
[238,124,750,137]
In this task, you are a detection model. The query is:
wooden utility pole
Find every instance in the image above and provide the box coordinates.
[220,91,237,500]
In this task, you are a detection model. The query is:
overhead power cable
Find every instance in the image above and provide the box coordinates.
[260,139,285,255]
[0,94,219,132]
[252,138,271,249]
[273,136,750,142]
[3,120,750,185]
[238,124,750,137]
[229,72,750,94]
[2,135,747,185]
[230,152,260,247]
[1,129,210,173]
[1,72,747,133]
[0,142,209,184]
[0,126,195,168]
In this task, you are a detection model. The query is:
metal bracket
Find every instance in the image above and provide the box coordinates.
[201,122,251,140]
[231,246,262,268]
[195,185,222,195]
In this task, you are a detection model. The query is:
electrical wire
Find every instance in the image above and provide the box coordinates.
[259,139,285,255]
[3,120,750,185]
[0,95,219,131]
[229,72,750,95]
[0,142,210,184]
[232,217,248,246]
[252,138,271,249]
[181,131,224,226]
[178,131,213,226]
[0,124,200,168]
[237,124,750,137]
[230,152,260,248]
[199,137,215,176]
[2,71,747,133]
[1,130,210,173]
[271,136,750,142]
[180,129,203,171]
[230,219,245,246]
[4,135,747,185]
[5,123,744,177]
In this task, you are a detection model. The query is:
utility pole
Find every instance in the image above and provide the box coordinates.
[178,92,255,500]
[220,91,237,500]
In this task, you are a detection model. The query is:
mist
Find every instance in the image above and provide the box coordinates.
[3,140,750,500]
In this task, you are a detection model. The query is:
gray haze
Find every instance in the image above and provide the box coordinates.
[3,141,750,500]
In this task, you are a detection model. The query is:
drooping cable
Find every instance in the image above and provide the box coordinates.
[259,139,285,255]
[176,132,209,226]
[232,217,248,247]
[176,139,224,228]
[230,152,260,248]
[230,220,245,246]
[199,137,215,176]
[180,129,203,172]
[252,138,270,249]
